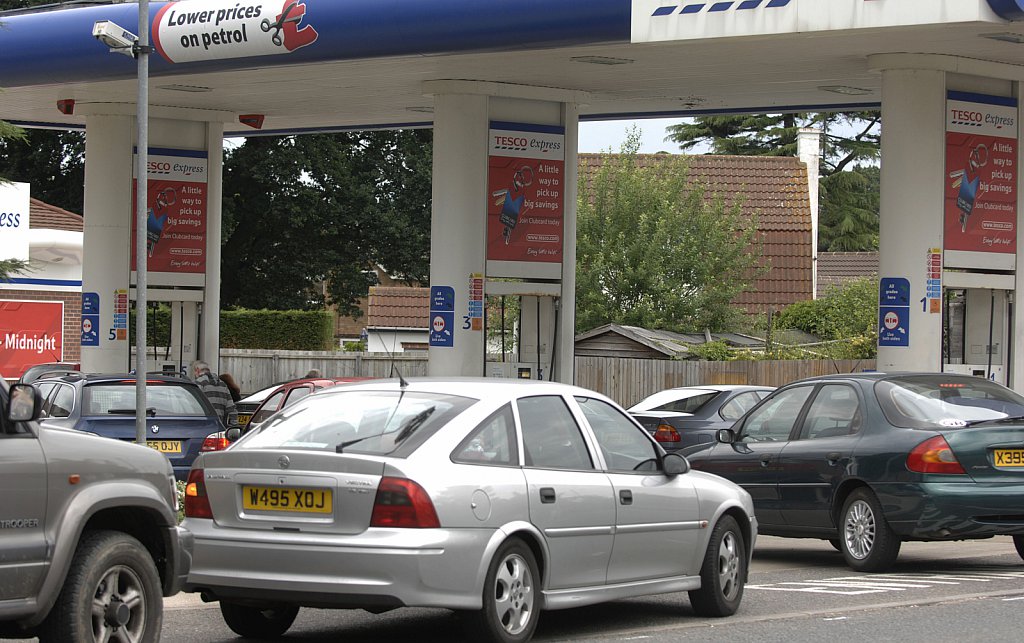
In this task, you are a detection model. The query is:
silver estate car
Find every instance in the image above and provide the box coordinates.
[182,378,757,642]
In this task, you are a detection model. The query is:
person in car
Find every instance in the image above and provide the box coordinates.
[190,360,238,427]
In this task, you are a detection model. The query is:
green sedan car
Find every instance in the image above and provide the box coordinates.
[684,372,1024,572]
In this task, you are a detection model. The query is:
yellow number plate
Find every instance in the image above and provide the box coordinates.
[242,486,332,514]
[993,449,1024,467]
[237,413,252,426]
[146,440,182,454]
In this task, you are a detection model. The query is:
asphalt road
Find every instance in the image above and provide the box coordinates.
[152,535,1024,642]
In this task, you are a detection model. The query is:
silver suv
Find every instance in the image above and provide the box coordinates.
[0,378,193,641]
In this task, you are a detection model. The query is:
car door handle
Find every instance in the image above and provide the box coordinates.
[760,455,773,467]
[826,452,841,465]
[619,489,633,505]
[539,487,556,504]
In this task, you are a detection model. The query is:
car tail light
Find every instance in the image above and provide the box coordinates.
[653,423,681,443]
[201,432,231,452]
[370,477,440,528]
[907,436,965,474]
[184,469,213,518]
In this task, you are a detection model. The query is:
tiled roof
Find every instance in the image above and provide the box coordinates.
[817,251,878,297]
[29,198,82,232]
[578,154,813,314]
[366,286,429,329]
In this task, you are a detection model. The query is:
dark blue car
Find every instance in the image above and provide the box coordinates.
[33,373,223,480]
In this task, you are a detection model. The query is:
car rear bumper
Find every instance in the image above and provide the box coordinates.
[880,481,1024,539]
[182,520,493,609]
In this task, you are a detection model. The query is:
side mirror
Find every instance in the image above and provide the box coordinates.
[663,452,690,476]
[716,428,736,444]
[225,426,242,442]
[7,384,40,422]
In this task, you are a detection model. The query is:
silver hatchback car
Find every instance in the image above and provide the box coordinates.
[182,378,756,642]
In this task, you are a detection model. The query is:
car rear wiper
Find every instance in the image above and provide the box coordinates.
[107,407,156,416]
[964,414,1024,427]
[394,406,435,444]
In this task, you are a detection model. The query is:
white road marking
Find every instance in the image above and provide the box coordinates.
[748,567,1024,596]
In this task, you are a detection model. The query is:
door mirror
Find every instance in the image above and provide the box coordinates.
[716,428,736,444]
[662,452,690,476]
[7,384,40,422]
[225,426,242,442]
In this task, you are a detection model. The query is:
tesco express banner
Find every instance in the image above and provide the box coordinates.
[0,182,30,263]
[153,0,319,63]
[0,300,64,379]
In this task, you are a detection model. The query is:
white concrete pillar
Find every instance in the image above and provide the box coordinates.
[423,81,587,380]
[798,128,821,299]
[426,90,490,376]
[203,122,225,371]
[81,113,134,373]
[876,67,946,372]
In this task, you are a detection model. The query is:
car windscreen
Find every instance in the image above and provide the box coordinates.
[629,389,718,414]
[875,375,1024,428]
[85,382,210,416]
[236,390,478,455]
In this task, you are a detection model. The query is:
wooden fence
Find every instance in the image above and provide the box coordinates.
[221,349,874,407]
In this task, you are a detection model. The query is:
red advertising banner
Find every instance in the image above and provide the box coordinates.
[0,300,64,379]
[944,92,1018,256]
[131,149,209,274]
[486,122,565,264]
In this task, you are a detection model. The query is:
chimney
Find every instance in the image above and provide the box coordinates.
[798,128,822,299]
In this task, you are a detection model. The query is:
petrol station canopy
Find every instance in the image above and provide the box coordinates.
[2,1,1024,134]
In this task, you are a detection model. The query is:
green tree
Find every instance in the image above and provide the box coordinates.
[0,130,85,213]
[0,258,30,282]
[819,165,879,251]
[220,130,431,315]
[774,277,878,358]
[576,131,763,334]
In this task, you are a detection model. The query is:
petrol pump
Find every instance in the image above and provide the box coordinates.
[943,286,1012,385]
[484,284,560,381]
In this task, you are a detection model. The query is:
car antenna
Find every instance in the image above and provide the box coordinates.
[378,327,408,388]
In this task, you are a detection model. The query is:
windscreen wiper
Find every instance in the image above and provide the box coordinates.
[394,406,435,444]
[964,415,1024,427]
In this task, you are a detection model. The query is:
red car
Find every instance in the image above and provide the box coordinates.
[200,376,367,452]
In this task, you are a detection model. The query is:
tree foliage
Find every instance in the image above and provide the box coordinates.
[576,131,763,334]
[819,165,879,251]
[774,277,878,358]
[0,129,85,212]
[220,130,431,314]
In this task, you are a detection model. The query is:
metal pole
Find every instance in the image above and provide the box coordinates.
[135,0,150,445]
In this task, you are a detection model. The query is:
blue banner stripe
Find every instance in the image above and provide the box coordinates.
[655,0,788,18]
[490,121,565,135]
[0,1,630,89]
[681,4,705,14]
[5,278,82,287]
[738,1,763,9]
[710,3,734,12]
[652,6,677,17]
[987,0,1024,21]
[766,0,791,7]
[947,90,1018,108]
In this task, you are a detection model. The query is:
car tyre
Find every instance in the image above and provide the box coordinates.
[688,515,746,617]
[839,488,901,572]
[1012,535,1024,561]
[463,537,540,643]
[219,602,299,639]
[37,530,162,643]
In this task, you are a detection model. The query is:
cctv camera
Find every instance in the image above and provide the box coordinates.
[92,20,138,56]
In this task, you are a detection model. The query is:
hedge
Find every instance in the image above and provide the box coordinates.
[131,306,334,351]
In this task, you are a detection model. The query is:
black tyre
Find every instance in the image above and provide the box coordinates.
[219,602,299,639]
[463,537,540,643]
[839,488,901,572]
[688,515,746,617]
[37,530,162,643]
[1012,534,1024,561]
